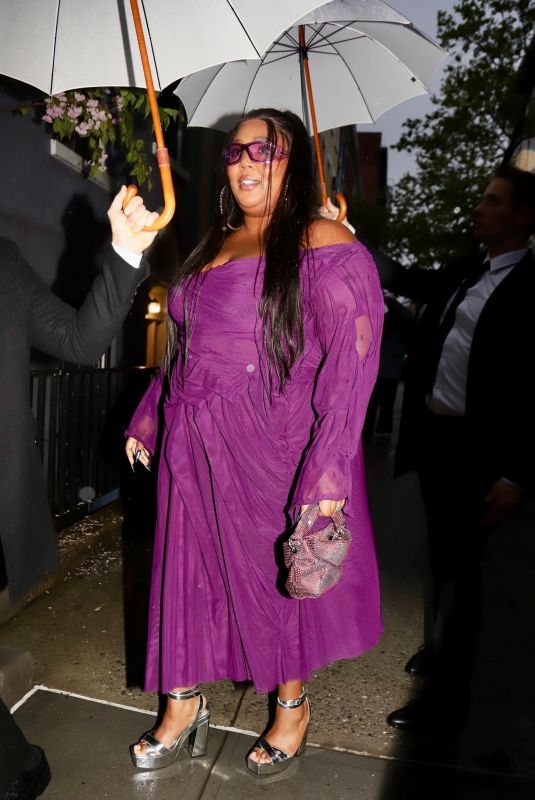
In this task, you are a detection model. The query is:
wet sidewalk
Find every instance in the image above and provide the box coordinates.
[13,686,533,799]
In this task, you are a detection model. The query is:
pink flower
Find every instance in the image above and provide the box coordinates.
[75,121,89,135]
[42,114,53,123]
[87,98,99,109]
[74,92,85,101]
[67,106,83,119]
[97,110,107,121]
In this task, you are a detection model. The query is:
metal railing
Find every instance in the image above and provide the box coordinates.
[30,366,156,530]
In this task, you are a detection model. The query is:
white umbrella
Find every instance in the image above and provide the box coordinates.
[174,0,447,213]
[0,0,330,95]
[0,0,329,229]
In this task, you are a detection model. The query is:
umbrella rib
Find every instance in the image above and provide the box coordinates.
[262,51,300,67]
[282,29,301,49]
[226,0,261,58]
[305,21,358,51]
[269,40,299,52]
[140,0,163,90]
[307,20,367,50]
[186,63,228,121]
[241,59,266,117]
[305,23,330,50]
[309,33,365,49]
[50,0,62,95]
[327,21,430,88]
[312,28,376,122]
[301,23,366,55]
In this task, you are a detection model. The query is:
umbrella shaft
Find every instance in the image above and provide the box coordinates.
[299,25,327,204]
[126,0,176,230]
[129,0,164,150]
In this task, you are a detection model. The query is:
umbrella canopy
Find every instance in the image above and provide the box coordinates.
[174,0,447,133]
[0,0,330,95]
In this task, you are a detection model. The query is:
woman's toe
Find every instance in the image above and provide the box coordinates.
[255,748,269,765]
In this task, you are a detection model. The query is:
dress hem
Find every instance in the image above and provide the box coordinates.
[145,629,383,696]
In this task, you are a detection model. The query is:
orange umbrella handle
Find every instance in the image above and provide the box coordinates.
[334,192,347,222]
[123,148,176,232]
[123,0,176,231]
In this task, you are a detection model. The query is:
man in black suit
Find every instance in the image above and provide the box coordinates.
[0,186,157,799]
[380,166,535,731]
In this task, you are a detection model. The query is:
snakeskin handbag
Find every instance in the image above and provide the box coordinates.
[283,504,351,599]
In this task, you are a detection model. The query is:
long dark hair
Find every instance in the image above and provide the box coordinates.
[164,108,319,389]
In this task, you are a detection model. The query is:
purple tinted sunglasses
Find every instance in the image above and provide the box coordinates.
[223,139,289,166]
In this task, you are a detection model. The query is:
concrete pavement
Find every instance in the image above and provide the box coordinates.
[12,687,534,799]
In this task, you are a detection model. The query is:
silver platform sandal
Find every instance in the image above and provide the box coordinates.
[130,685,210,769]
[246,688,311,776]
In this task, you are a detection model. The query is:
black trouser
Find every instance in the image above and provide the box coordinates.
[0,699,33,795]
[416,409,489,709]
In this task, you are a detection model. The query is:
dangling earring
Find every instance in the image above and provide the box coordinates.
[282,182,289,207]
[219,186,241,232]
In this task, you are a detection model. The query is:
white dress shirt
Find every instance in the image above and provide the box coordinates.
[429,249,528,416]
[111,243,142,269]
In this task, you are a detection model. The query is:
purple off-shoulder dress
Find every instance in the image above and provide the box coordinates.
[127,242,383,694]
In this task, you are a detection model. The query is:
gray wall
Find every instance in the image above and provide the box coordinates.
[1,85,113,286]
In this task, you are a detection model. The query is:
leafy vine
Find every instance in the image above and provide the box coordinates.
[38,88,179,185]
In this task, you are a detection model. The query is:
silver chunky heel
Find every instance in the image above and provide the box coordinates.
[246,688,311,776]
[130,685,210,769]
[188,712,210,757]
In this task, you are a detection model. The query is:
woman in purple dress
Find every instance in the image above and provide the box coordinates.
[125,109,383,776]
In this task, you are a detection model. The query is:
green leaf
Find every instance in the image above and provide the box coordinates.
[385,0,535,266]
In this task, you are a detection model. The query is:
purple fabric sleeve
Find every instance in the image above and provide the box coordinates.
[124,369,165,455]
[292,248,383,508]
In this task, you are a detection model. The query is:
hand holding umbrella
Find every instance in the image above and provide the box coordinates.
[108,186,159,252]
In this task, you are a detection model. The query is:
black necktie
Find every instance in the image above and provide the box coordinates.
[438,259,490,341]
[426,259,490,392]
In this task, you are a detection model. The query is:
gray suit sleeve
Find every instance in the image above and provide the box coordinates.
[27,244,149,364]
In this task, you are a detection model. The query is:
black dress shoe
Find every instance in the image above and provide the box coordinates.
[387,696,467,732]
[387,698,433,730]
[3,746,51,800]
[404,645,434,677]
